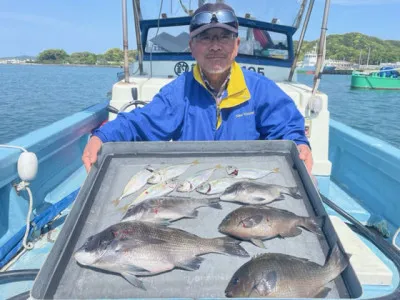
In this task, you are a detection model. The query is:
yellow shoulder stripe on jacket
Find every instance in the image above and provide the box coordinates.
[193,62,251,109]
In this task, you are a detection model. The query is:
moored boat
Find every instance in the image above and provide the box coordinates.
[351,67,400,90]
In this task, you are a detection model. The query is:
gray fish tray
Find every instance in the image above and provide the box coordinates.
[31,140,362,299]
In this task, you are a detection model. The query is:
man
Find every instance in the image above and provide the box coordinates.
[82,2,313,174]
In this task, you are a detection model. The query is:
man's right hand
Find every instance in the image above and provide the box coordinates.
[82,136,103,173]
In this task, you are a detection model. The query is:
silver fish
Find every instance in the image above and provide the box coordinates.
[74,221,249,290]
[218,206,324,248]
[121,196,221,224]
[147,161,198,184]
[219,181,302,205]
[130,179,178,206]
[196,178,243,195]
[176,166,220,192]
[226,166,280,179]
[225,243,349,298]
[112,168,153,206]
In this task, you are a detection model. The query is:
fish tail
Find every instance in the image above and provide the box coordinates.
[207,198,222,209]
[301,215,325,236]
[210,236,250,257]
[287,187,302,199]
[324,243,350,278]
[191,159,200,165]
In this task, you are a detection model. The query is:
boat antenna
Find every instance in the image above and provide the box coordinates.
[122,0,130,83]
[288,0,315,82]
[179,0,191,15]
[292,0,308,29]
[132,0,144,75]
[312,0,331,95]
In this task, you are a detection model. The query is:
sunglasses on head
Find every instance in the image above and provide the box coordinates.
[190,10,239,32]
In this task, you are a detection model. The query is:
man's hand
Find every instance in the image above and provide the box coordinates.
[82,136,103,173]
[297,144,313,175]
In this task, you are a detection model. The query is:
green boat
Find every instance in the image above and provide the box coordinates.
[351,67,400,90]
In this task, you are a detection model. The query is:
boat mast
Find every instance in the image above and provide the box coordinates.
[289,0,315,81]
[311,0,331,95]
[133,0,144,75]
[122,0,130,82]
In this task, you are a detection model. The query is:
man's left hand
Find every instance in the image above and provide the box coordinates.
[297,144,313,175]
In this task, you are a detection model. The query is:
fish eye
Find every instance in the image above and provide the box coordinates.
[232,277,240,285]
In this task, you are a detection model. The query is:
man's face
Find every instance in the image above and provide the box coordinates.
[189,28,240,75]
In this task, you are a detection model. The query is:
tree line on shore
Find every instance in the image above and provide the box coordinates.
[35,48,138,65]
[297,32,400,64]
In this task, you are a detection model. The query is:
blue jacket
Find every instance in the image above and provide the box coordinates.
[93,62,309,146]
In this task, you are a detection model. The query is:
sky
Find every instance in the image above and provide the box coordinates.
[0,0,399,58]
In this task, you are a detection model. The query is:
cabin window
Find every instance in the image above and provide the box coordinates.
[237,27,288,60]
[145,25,289,61]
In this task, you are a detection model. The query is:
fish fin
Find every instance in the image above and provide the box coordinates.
[288,187,302,199]
[154,218,172,226]
[118,204,130,214]
[112,197,121,207]
[207,198,222,209]
[120,264,151,274]
[175,256,205,271]
[187,210,199,218]
[121,272,146,290]
[301,215,325,236]
[239,215,263,228]
[280,227,302,238]
[325,243,350,274]
[314,287,331,298]
[250,238,266,249]
[145,165,155,172]
[212,236,250,257]
[251,271,277,296]
[272,167,280,173]
[253,197,267,202]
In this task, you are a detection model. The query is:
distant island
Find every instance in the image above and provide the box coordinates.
[1,32,399,66]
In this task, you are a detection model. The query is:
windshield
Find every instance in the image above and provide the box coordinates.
[140,0,303,28]
[145,24,289,60]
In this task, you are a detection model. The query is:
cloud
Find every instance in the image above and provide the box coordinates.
[330,0,400,5]
[0,12,72,28]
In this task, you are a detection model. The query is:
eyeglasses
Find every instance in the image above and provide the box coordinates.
[190,10,238,33]
[194,32,238,45]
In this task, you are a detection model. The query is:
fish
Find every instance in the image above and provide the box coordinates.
[226,166,280,179]
[176,166,220,192]
[219,181,302,205]
[128,178,178,207]
[218,206,324,248]
[112,168,153,206]
[196,178,244,195]
[74,221,249,290]
[147,161,198,184]
[121,196,222,224]
[225,243,349,298]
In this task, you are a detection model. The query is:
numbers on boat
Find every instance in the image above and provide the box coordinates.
[241,66,265,76]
